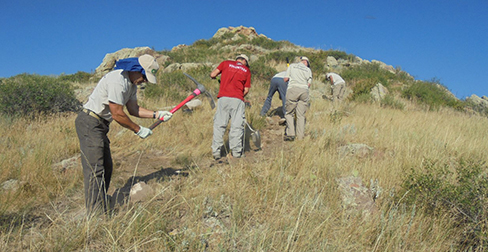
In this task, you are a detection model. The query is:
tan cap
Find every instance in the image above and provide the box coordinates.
[236,54,249,66]
[300,56,310,67]
[138,54,159,83]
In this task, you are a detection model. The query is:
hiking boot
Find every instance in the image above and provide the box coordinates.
[284,135,295,141]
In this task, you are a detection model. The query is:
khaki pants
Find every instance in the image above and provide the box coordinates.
[332,83,346,101]
[285,87,309,140]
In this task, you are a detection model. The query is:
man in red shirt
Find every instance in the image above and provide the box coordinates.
[210,54,251,159]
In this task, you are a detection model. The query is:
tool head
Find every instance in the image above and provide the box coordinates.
[245,121,261,150]
[184,73,216,109]
[251,131,261,150]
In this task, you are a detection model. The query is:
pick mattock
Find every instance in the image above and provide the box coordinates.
[149,73,215,130]
[184,73,216,109]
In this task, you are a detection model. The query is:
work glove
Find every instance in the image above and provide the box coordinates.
[244,100,252,108]
[157,111,173,122]
[136,126,153,139]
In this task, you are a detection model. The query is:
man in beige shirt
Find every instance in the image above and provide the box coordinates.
[283,56,312,141]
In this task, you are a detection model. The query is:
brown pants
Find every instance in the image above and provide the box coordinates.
[285,87,309,140]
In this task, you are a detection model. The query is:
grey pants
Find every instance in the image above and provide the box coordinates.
[212,97,245,158]
[285,87,309,140]
[75,111,112,214]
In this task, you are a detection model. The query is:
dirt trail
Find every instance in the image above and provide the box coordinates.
[104,115,288,204]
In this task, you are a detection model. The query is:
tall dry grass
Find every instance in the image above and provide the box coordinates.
[1,79,487,251]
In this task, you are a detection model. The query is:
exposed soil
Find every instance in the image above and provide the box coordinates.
[105,114,289,206]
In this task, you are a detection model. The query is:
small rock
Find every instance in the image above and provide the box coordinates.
[129,182,154,203]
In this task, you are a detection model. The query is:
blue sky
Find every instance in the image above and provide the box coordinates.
[1,0,487,99]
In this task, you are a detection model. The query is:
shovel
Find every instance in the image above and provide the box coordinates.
[245,121,261,150]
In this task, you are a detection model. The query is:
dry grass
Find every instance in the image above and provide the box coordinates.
[1,79,487,251]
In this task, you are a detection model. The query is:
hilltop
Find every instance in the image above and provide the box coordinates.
[1,26,488,251]
[90,25,488,114]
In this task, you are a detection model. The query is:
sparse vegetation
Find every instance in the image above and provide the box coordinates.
[400,157,488,249]
[341,62,396,101]
[58,71,92,83]
[1,29,488,251]
[380,94,405,110]
[402,79,465,111]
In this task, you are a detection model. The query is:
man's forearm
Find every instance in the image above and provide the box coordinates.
[113,112,140,133]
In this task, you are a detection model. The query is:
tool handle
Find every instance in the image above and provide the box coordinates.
[149,89,201,130]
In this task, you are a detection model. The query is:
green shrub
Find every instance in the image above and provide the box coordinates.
[346,79,377,102]
[144,69,218,102]
[261,51,299,66]
[401,79,463,111]
[248,37,292,50]
[342,62,394,87]
[0,74,81,117]
[400,157,488,250]
[380,94,405,110]
[145,71,187,101]
[326,50,355,61]
[192,39,215,49]
[249,60,278,82]
[354,92,373,103]
[58,71,92,83]
[161,46,220,64]
[341,63,399,101]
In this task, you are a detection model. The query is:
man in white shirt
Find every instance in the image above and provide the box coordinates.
[75,54,172,215]
[260,71,288,119]
[326,72,346,101]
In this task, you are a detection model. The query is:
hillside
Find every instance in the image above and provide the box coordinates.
[1,26,488,251]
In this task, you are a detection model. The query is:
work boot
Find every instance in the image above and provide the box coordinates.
[278,118,286,126]
[284,135,295,141]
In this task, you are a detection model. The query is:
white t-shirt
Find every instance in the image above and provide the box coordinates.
[273,71,287,78]
[326,73,345,85]
[285,63,312,89]
[84,69,137,122]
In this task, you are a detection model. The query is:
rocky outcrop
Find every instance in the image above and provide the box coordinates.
[212,26,266,40]
[94,47,169,78]
[466,94,488,111]
[336,176,380,216]
[467,94,488,106]
[371,83,389,102]
[371,60,396,74]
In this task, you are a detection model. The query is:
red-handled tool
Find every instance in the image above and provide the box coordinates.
[149,73,207,130]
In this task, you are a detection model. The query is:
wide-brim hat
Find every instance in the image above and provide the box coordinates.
[236,54,249,66]
[138,54,159,83]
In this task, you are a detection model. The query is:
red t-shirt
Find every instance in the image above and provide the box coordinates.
[216,60,251,101]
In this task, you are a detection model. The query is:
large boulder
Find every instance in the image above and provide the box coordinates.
[94,47,165,78]
[326,56,338,67]
[467,94,488,107]
[213,26,265,39]
[371,83,389,102]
